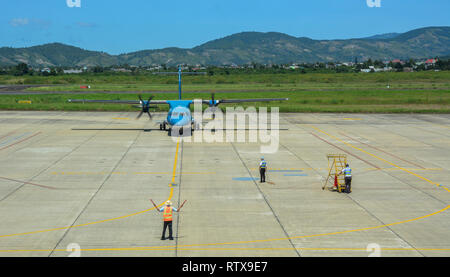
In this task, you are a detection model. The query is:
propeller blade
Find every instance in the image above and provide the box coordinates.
[146,95,154,119]
[211,93,216,119]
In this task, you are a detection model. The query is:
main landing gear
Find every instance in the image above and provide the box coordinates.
[159,123,167,130]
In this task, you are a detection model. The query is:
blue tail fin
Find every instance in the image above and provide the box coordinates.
[178,66,182,100]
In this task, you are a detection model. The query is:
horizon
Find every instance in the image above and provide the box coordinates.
[2,26,449,56]
[1,1,450,55]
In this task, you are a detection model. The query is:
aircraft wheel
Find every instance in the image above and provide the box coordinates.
[179,128,183,135]
[159,124,162,130]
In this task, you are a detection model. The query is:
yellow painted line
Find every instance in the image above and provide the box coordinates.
[112,117,130,120]
[0,205,448,251]
[1,246,450,253]
[342,118,362,121]
[309,125,449,192]
[1,133,449,254]
[8,203,442,253]
[124,205,450,250]
[169,140,180,187]
[0,139,181,239]
[361,167,443,172]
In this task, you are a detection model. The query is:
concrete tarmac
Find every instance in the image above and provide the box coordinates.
[0,111,449,257]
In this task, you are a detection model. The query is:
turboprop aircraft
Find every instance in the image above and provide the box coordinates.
[68,66,288,136]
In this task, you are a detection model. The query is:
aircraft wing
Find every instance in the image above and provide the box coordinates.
[217,98,288,104]
[68,99,169,104]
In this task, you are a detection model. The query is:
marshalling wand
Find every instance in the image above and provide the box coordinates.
[178,200,187,211]
[149,199,159,212]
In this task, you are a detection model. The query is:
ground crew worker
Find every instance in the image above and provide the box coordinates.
[159,201,178,240]
[339,163,352,193]
[259,157,267,183]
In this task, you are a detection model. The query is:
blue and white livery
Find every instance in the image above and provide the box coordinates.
[68,66,288,136]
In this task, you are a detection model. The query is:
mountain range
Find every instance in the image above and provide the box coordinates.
[0,26,449,67]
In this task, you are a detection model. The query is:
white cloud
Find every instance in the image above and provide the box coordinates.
[9,18,52,29]
[9,18,29,27]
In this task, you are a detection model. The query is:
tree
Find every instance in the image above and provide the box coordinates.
[393,62,403,72]
[374,60,384,67]
[92,66,104,73]
[14,63,30,76]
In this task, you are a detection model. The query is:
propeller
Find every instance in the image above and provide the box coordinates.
[137,95,154,119]
[209,93,219,119]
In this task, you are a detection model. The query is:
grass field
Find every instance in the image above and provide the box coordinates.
[1,71,449,113]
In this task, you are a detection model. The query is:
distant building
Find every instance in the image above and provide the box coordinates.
[63,69,83,74]
[391,59,405,65]
[425,58,437,65]
[112,68,132,73]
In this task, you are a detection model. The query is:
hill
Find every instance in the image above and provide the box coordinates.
[0,26,449,67]
[0,43,119,68]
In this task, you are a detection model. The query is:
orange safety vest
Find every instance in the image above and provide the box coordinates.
[163,206,173,221]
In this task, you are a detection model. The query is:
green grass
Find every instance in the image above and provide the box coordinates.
[1,71,449,113]
[1,71,449,87]
[1,89,449,113]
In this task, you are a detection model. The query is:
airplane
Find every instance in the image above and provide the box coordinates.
[68,66,288,136]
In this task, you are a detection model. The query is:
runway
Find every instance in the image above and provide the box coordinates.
[0,111,449,257]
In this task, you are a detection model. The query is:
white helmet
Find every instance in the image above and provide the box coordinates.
[165,201,172,206]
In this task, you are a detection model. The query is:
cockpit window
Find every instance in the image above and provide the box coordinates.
[172,112,186,117]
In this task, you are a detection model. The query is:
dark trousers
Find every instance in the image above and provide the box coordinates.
[162,221,173,239]
[260,168,266,182]
[345,177,352,193]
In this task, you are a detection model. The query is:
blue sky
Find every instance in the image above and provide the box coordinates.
[1,0,449,54]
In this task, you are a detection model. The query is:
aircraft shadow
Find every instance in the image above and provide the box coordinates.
[72,128,160,132]
[202,128,289,131]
